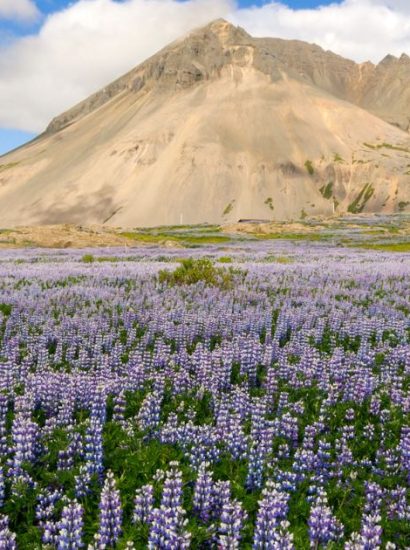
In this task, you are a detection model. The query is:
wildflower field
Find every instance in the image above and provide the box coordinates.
[0,242,408,549]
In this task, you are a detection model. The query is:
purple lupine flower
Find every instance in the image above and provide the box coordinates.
[212,480,231,521]
[36,488,62,546]
[148,462,191,549]
[0,467,4,507]
[399,426,410,482]
[84,418,104,477]
[8,404,38,489]
[0,394,9,456]
[246,442,265,491]
[0,514,16,549]
[308,491,343,548]
[133,484,154,524]
[75,465,92,499]
[58,430,83,472]
[137,391,162,433]
[255,519,295,550]
[112,392,126,427]
[57,500,84,549]
[95,470,122,547]
[90,386,107,424]
[360,513,382,549]
[193,462,214,522]
[160,461,184,509]
[387,486,409,521]
[253,481,290,549]
[217,498,247,549]
[363,482,383,515]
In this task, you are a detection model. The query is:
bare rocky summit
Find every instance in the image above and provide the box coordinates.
[1,19,410,227]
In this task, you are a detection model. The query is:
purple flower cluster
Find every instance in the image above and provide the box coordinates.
[95,470,122,548]
[0,243,408,547]
[57,500,84,549]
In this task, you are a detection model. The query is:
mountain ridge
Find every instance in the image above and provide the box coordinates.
[0,19,409,227]
[44,19,410,136]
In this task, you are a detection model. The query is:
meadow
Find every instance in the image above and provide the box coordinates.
[0,241,408,548]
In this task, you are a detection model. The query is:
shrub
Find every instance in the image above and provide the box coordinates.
[82,254,95,263]
[218,256,233,263]
[398,201,410,212]
[0,303,12,316]
[305,160,314,175]
[320,182,334,200]
[223,201,235,216]
[158,258,242,288]
[348,183,374,214]
[264,197,274,211]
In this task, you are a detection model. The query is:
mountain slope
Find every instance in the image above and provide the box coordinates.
[0,19,409,227]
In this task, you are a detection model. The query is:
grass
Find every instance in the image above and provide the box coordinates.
[121,232,231,246]
[255,232,324,241]
[137,224,221,233]
[264,197,274,211]
[320,182,334,200]
[0,303,12,316]
[355,242,410,252]
[398,201,410,212]
[263,255,294,264]
[0,162,19,173]
[348,183,374,214]
[363,142,410,153]
[223,201,235,216]
[304,160,314,176]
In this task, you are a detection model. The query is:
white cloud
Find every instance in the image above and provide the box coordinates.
[232,0,410,64]
[0,0,40,21]
[1,0,410,133]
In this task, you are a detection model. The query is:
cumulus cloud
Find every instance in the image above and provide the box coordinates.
[0,0,233,132]
[232,0,410,64]
[0,0,40,21]
[1,0,410,133]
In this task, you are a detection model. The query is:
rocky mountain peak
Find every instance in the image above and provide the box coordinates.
[1,20,410,227]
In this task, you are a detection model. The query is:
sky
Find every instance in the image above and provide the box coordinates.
[0,0,409,155]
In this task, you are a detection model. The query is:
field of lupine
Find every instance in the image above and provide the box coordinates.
[0,242,409,549]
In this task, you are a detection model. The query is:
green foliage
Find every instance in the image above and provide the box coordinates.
[348,183,374,214]
[364,142,410,153]
[218,256,233,263]
[398,201,410,212]
[356,242,410,252]
[320,181,334,200]
[158,258,242,288]
[304,160,314,175]
[263,255,294,264]
[120,231,230,246]
[82,254,95,263]
[256,232,323,241]
[333,153,344,163]
[264,197,274,211]
[0,162,19,173]
[0,303,12,316]
[223,201,235,216]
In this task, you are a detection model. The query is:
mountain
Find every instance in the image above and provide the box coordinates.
[0,19,409,227]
